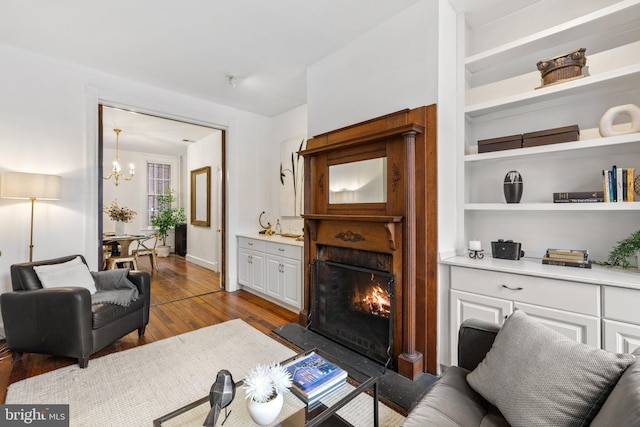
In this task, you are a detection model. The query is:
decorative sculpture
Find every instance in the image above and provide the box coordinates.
[203,370,236,427]
[598,104,640,137]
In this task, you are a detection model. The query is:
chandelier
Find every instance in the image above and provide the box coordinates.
[104,128,135,186]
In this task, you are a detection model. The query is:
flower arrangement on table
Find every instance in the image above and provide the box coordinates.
[244,363,292,403]
[104,201,137,223]
[243,363,292,425]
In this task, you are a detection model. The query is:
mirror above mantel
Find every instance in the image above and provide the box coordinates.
[329,157,387,204]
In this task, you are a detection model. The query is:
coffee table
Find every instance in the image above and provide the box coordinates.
[153,348,379,427]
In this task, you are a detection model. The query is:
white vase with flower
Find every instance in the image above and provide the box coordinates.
[243,363,292,426]
[104,201,136,235]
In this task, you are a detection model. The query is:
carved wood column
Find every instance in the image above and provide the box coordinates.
[397,130,424,379]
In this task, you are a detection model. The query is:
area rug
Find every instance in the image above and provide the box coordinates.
[6,319,405,427]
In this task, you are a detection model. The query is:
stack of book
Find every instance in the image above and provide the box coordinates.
[284,351,348,406]
[602,166,635,202]
[553,191,604,203]
[542,249,591,269]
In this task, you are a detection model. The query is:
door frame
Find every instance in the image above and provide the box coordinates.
[97,103,227,289]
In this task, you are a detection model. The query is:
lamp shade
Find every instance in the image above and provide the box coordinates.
[1,172,62,200]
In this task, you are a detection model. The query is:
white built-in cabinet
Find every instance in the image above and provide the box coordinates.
[462,0,640,261]
[446,2,640,365]
[445,257,640,363]
[238,235,302,311]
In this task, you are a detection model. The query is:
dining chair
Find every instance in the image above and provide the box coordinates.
[132,232,159,270]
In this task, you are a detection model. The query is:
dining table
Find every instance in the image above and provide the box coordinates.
[103,234,146,256]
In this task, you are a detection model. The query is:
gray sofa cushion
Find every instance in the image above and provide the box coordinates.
[467,309,635,427]
[402,366,509,427]
[590,346,640,426]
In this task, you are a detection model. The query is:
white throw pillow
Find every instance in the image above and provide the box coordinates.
[34,256,97,295]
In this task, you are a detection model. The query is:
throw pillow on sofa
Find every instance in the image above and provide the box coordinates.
[34,256,97,294]
[467,308,635,427]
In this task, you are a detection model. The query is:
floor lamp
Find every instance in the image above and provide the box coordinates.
[1,172,62,262]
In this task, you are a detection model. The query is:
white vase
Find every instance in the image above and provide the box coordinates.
[246,393,283,426]
[115,221,125,236]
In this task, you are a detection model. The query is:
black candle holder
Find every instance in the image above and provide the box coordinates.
[468,249,484,259]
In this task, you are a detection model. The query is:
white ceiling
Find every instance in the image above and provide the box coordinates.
[0,0,538,118]
[3,1,541,155]
[102,107,219,156]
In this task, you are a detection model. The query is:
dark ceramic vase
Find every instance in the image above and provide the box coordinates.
[503,171,523,203]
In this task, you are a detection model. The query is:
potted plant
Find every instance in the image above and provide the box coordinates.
[150,189,186,257]
[243,363,292,425]
[603,229,640,269]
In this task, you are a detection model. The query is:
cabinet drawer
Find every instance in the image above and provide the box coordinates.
[603,287,640,325]
[451,266,599,316]
[266,242,302,260]
[238,237,266,252]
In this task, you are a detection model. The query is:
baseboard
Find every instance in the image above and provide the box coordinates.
[185,254,217,271]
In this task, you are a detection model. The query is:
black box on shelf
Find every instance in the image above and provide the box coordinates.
[522,125,579,148]
[477,134,523,153]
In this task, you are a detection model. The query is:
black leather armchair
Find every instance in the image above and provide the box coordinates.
[1,255,150,368]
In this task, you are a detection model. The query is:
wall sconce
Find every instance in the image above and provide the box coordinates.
[1,172,62,262]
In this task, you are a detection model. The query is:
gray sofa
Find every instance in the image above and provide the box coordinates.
[403,317,640,426]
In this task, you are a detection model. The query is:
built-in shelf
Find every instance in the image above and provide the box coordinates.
[464,132,640,162]
[464,202,640,211]
[465,63,640,119]
[465,0,640,73]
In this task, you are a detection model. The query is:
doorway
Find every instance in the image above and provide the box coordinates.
[98,104,226,290]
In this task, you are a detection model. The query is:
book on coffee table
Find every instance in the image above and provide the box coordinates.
[284,351,348,404]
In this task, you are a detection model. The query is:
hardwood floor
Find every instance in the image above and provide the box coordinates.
[0,255,299,403]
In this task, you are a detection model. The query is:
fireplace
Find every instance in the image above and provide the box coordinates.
[299,106,438,379]
[311,259,395,368]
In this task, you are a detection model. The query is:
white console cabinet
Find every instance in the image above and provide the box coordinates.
[444,256,640,364]
[238,235,302,311]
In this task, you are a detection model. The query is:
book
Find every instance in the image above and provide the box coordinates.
[542,258,592,269]
[617,166,624,202]
[284,352,348,402]
[545,249,588,262]
[627,168,636,202]
[603,170,610,202]
[553,191,604,201]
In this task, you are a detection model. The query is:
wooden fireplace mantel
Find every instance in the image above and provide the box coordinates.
[300,105,438,379]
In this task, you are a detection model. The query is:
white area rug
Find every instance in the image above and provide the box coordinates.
[6,319,405,427]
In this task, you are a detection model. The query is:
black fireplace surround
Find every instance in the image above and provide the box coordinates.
[310,259,395,368]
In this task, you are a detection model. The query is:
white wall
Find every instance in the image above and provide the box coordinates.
[307,0,439,136]
[0,42,272,330]
[186,132,223,271]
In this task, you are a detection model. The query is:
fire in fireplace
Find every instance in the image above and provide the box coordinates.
[310,260,394,368]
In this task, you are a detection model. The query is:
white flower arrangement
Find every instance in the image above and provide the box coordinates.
[243,363,292,403]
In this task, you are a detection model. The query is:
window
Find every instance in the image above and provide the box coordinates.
[147,162,172,225]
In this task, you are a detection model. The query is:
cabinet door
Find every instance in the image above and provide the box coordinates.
[450,290,512,364]
[238,248,251,287]
[250,251,265,291]
[281,257,302,308]
[604,319,640,354]
[516,302,600,347]
[265,255,282,299]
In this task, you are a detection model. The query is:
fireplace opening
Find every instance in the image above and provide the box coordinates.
[310,260,394,368]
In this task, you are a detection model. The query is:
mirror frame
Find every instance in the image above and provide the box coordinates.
[190,166,211,227]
